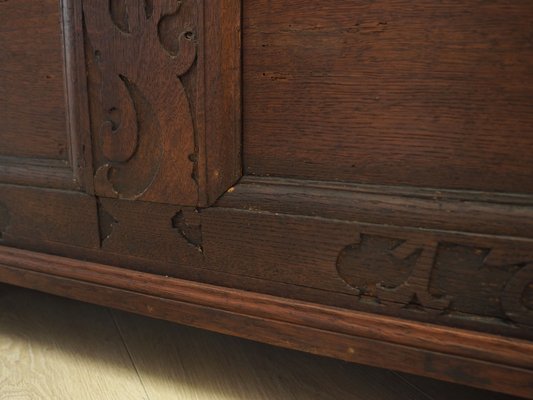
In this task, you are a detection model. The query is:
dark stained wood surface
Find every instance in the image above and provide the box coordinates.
[0,185,99,249]
[0,0,92,191]
[202,0,242,204]
[218,176,533,238]
[1,183,531,341]
[0,0,67,161]
[243,0,533,194]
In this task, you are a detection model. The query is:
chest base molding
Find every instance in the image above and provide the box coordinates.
[0,245,531,399]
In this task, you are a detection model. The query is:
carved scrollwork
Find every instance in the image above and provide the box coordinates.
[84,0,199,204]
[337,235,450,314]
[95,198,204,266]
[337,234,533,324]
[172,208,203,253]
[502,263,533,325]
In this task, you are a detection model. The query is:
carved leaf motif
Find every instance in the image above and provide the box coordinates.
[84,0,199,204]
[97,200,118,246]
[337,235,449,313]
[502,263,533,325]
[337,234,533,322]
[337,235,419,296]
[94,76,163,199]
[172,208,202,252]
[100,76,138,163]
[158,0,196,56]
[95,199,204,265]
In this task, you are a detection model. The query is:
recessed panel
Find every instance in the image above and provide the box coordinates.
[0,0,68,161]
[243,1,533,194]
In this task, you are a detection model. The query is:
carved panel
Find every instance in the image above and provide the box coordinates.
[337,235,450,314]
[83,0,241,206]
[337,234,533,325]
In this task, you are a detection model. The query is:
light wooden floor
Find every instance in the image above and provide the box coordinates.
[0,283,521,400]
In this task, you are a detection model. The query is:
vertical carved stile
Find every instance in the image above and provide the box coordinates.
[83,0,242,206]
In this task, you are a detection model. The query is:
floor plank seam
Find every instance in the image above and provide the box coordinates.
[392,372,435,400]
[109,308,151,400]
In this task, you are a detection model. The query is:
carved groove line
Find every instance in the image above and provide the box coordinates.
[0,202,9,240]
[172,209,203,253]
[97,200,118,247]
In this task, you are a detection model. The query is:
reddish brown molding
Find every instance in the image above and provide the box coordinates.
[0,245,531,398]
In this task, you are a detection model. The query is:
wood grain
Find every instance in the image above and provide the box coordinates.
[0,184,99,249]
[0,0,92,190]
[0,284,148,400]
[2,284,517,400]
[1,245,531,371]
[217,176,533,238]
[2,183,532,339]
[1,1,533,397]
[243,0,533,194]
[113,310,435,400]
[0,0,67,160]
[84,0,241,206]
[202,0,242,204]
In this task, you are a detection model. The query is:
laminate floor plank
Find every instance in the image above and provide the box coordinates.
[0,284,148,400]
[393,372,519,400]
[113,310,465,400]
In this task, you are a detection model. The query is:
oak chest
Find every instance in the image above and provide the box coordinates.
[1,1,532,397]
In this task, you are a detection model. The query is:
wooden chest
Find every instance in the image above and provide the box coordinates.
[1,1,532,397]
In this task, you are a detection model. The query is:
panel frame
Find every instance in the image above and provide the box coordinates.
[0,0,93,192]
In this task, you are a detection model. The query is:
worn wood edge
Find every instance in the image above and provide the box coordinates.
[0,246,531,398]
[61,0,94,193]
[236,176,533,205]
[200,0,243,206]
[218,176,533,238]
[0,163,78,190]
